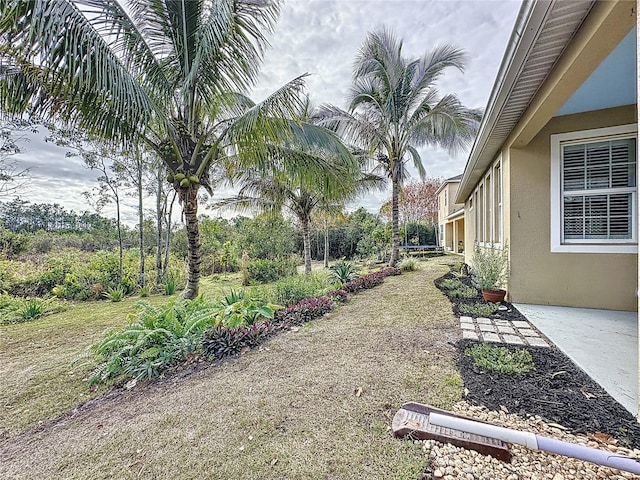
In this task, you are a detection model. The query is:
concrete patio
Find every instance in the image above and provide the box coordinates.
[514,304,638,417]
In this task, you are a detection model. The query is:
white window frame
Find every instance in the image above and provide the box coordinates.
[550,124,637,253]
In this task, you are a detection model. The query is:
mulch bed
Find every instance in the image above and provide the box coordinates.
[435,268,640,450]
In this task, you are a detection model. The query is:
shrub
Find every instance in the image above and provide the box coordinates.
[325,288,349,303]
[19,298,46,320]
[379,267,402,277]
[212,297,276,328]
[458,302,499,317]
[138,285,151,297]
[245,257,297,285]
[439,278,464,290]
[342,271,385,293]
[163,276,178,295]
[274,297,334,326]
[104,286,126,302]
[328,261,359,286]
[398,258,419,272]
[449,286,478,299]
[201,322,277,359]
[471,243,509,291]
[87,297,220,385]
[465,344,534,374]
[270,273,327,306]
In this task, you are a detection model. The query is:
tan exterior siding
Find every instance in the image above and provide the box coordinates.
[437,181,465,252]
[508,105,637,311]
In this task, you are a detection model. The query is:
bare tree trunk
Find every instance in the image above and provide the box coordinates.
[137,155,145,288]
[162,191,177,279]
[302,214,312,274]
[156,168,164,285]
[390,178,401,266]
[115,191,124,281]
[323,217,329,268]
[180,185,201,299]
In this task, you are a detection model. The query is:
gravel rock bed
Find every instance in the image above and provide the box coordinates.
[421,402,640,480]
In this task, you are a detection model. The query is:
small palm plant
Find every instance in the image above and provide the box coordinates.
[328,261,359,287]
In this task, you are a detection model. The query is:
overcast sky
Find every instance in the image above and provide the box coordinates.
[7,0,522,226]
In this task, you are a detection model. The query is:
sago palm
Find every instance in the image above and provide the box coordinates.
[320,28,482,265]
[0,0,352,297]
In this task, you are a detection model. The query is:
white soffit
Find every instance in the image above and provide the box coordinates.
[456,0,595,203]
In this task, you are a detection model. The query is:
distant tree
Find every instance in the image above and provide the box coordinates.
[320,28,481,265]
[0,119,35,197]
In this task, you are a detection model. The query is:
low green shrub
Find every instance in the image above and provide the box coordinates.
[465,344,534,374]
[87,296,219,385]
[449,286,478,299]
[162,276,178,295]
[439,278,464,290]
[269,273,328,306]
[328,261,359,286]
[398,258,419,272]
[245,258,297,284]
[19,298,46,320]
[104,286,126,302]
[0,294,66,324]
[458,302,500,317]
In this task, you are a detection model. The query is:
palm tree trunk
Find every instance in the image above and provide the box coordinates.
[180,185,201,299]
[115,191,124,281]
[162,191,176,279]
[302,214,312,274]
[390,178,401,266]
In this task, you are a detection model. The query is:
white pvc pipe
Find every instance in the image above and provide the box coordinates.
[429,412,640,475]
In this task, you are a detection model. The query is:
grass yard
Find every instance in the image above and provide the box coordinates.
[0,258,462,479]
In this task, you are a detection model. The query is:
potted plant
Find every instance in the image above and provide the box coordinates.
[471,243,509,302]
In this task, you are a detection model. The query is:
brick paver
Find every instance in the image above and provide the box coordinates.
[458,316,550,347]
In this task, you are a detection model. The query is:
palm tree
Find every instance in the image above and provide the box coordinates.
[219,150,381,275]
[319,28,482,265]
[0,0,351,298]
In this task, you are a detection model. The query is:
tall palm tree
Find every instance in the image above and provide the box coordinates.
[219,148,381,275]
[320,28,482,265]
[0,0,351,298]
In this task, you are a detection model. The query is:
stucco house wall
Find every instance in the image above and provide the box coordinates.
[508,105,637,310]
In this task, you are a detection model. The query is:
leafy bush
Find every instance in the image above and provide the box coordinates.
[163,275,178,295]
[245,258,297,285]
[201,322,277,359]
[274,297,334,326]
[439,278,464,290]
[325,288,349,303]
[0,294,66,324]
[212,297,276,328]
[471,243,509,291]
[342,271,385,293]
[398,258,419,272]
[379,267,402,277]
[104,286,126,302]
[458,302,499,317]
[87,297,219,385]
[269,273,328,306]
[19,298,46,320]
[449,286,478,299]
[138,285,151,297]
[328,261,359,286]
[465,344,534,374]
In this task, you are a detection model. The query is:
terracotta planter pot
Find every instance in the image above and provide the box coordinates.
[481,288,506,303]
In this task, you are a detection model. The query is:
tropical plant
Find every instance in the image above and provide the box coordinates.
[87,297,219,384]
[18,298,46,320]
[471,243,509,291]
[269,273,328,306]
[0,0,353,299]
[328,261,359,286]
[320,28,481,265]
[162,276,179,296]
[398,258,419,272]
[103,286,126,302]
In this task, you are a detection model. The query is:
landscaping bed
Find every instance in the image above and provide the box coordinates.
[434,267,640,450]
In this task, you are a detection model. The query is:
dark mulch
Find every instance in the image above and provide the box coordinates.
[456,339,640,449]
[434,267,640,450]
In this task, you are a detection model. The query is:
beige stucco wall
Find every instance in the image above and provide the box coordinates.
[508,105,637,311]
[437,181,464,250]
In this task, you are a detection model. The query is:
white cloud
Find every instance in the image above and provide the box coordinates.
[8,0,521,223]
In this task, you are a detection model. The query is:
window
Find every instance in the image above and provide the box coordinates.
[551,124,637,253]
[471,156,502,246]
[444,190,448,207]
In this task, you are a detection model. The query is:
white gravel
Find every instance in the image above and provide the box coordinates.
[421,401,640,480]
